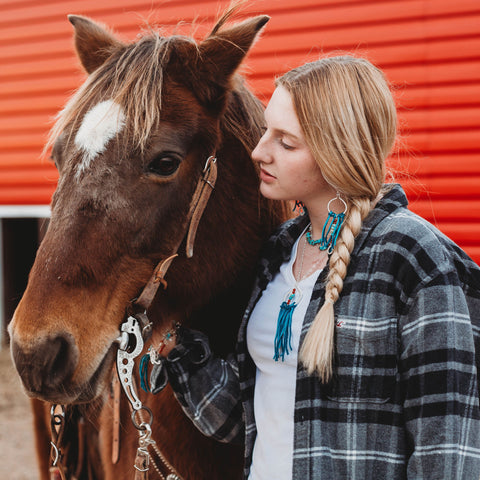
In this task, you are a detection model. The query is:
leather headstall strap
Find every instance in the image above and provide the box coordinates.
[185,155,218,258]
[111,373,122,465]
[134,155,217,314]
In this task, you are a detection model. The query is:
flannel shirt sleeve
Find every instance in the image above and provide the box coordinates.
[399,267,480,479]
[163,327,244,444]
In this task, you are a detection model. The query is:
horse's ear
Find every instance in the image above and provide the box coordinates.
[68,15,125,74]
[196,15,270,107]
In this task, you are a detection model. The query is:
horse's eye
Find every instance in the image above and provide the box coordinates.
[147,155,181,176]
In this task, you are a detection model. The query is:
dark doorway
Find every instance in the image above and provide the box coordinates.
[1,218,47,346]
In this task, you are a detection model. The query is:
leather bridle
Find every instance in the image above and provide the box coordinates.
[114,154,218,479]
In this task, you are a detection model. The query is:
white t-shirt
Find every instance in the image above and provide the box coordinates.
[246,233,322,480]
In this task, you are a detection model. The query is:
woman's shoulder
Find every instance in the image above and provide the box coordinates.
[363,185,454,257]
[366,206,480,287]
[375,207,448,245]
[374,207,457,254]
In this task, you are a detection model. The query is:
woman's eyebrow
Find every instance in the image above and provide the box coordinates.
[270,128,301,141]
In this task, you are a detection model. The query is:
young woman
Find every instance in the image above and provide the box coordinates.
[154,56,480,479]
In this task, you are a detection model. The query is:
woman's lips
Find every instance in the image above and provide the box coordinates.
[259,168,275,183]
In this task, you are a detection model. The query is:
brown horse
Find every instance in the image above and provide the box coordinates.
[9,9,287,480]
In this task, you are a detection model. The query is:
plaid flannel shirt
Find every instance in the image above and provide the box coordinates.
[164,184,480,479]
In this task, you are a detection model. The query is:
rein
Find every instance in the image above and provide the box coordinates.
[49,405,67,480]
[49,155,218,480]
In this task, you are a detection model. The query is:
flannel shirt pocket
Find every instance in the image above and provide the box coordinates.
[326,317,398,404]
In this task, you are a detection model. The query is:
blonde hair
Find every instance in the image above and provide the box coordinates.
[277,55,397,381]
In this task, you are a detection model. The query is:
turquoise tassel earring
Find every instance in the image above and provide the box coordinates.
[139,324,179,393]
[306,193,348,253]
[139,351,151,392]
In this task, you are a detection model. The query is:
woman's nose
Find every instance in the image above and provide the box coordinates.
[252,135,269,164]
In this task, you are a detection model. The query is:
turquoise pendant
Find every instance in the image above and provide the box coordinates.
[274,287,302,361]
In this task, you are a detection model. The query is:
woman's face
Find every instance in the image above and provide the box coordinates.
[252,86,334,204]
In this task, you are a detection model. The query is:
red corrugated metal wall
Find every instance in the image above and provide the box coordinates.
[1,0,479,261]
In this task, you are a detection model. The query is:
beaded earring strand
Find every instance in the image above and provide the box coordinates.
[293,200,305,215]
[306,193,347,253]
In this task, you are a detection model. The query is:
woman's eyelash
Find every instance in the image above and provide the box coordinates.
[279,139,294,150]
[259,126,294,149]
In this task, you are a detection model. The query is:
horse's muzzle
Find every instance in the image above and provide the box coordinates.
[11,333,79,400]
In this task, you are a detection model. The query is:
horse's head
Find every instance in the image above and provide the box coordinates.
[9,12,270,404]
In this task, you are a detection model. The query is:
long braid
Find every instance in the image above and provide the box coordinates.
[299,197,372,381]
[278,55,397,381]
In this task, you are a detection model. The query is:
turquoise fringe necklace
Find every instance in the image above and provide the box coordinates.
[273,231,307,362]
[274,286,303,361]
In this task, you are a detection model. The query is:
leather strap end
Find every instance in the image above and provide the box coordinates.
[185,160,217,257]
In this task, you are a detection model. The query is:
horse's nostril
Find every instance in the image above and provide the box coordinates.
[12,333,79,395]
[44,335,78,389]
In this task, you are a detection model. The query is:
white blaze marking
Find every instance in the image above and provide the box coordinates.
[74,99,126,178]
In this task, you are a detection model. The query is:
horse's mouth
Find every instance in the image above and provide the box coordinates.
[75,344,117,404]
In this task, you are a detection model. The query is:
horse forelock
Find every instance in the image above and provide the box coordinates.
[47,33,200,165]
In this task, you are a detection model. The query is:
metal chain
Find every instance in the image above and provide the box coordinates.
[296,227,328,282]
[137,407,182,480]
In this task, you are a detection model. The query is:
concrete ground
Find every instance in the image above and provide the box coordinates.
[0,347,38,479]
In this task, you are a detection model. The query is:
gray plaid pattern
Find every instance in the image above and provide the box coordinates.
[165,184,480,479]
